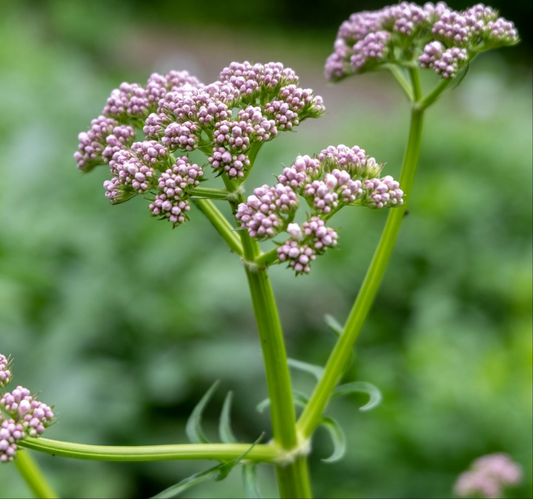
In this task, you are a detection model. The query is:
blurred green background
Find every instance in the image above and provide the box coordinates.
[0,0,531,498]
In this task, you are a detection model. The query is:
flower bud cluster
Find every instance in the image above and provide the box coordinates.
[454,453,522,498]
[238,145,403,274]
[325,2,518,81]
[264,85,325,131]
[277,217,338,275]
[76,61,324,229]
[74,116,136,172]
[419,41,468,78]
[0,355,11,389]
[362,176,404,208]
[0,354,55,463]
[219,61,299,101]
[149,157,203,227]
[236,184,299,239]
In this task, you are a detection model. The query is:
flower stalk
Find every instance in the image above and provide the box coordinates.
[298,91,424,438]
[20,438,280,463]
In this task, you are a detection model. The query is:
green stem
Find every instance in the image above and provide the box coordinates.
[385,64,414,102]
[14,449,58,498]
[224,171,310,496]
[418,78,453,110]
[276,456,313,499]
[297,106,425,438]
[409,67,423,101]
[20,438,279,463]
[192,198,243,256]
[255,247,279,267]
[190,187,230,200]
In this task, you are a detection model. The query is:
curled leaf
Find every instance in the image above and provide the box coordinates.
[152,466,221,498]
[319,416,346,463]
[288,358,324,381]
[324,314,343,336]
[332,381,382,411]
[242,464,261,498]
[186,380,220,444]
[219,391,237,444]
[256,390,308,413]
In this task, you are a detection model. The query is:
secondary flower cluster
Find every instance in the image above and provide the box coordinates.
[75,63,324,227]
[0,354,55,463]
[454,453,523,498]
[237,145,404,274]
[325,2,519,81]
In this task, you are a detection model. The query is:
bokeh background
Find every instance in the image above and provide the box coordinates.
[0,0,531,498]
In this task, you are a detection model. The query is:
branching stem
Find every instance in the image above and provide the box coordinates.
[20,438,279,463]
[297,100,425,438]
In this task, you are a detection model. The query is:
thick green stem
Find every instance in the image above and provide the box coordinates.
[20,438,279,463]
[223,177,310,496]
[192,198,243,256]
[14,449,58,499]
[298,106,425,438]
[276,456,313,499]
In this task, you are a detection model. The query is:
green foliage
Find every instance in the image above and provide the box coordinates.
[332,382,382,412]
[319,417,347,463]
[186,381,220,444]
[242,464,261,498]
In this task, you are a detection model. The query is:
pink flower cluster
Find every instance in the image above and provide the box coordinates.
[237,145,403,274]
[454,453,523,498]
[235,184,299,239]
[419,41,468,78]
[325,2,518,81]
[0,354,55,463]
[0,355,11,388]
[149,157,204,227]
[277,217,338,275]
[74,116,136,172]
[75,62,325,228]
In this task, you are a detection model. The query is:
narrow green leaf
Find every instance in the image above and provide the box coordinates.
[324,314,343,336]
[256,397,270,414]
[219,391,237,444]
[242,464,261,498]
[151,465,221,498]
[292,390,309,407]
[287,358,324,381]
[256,391,308,413]
[320,416,346,463]
[332,381,382,411]
[186,380,220,444]
[216,434,264,481]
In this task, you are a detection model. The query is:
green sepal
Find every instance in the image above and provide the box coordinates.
[219,391,237,444]
[319,416,346,463]
[186,380,220,444]
[287,358,324,381]
[332,381,382,411]
[242,463,261,498]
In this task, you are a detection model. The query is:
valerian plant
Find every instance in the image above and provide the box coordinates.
[1,2,519,498]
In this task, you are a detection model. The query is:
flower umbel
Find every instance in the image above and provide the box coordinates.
[325,2,519,81]
[0,354,55,463]
[454,453,523,498]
